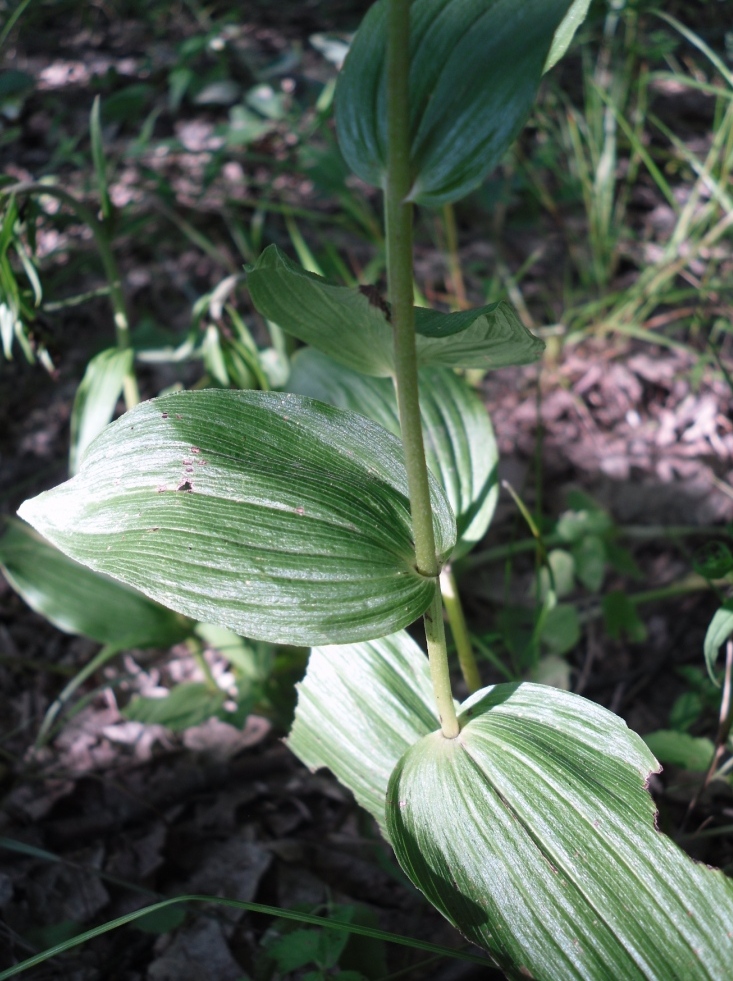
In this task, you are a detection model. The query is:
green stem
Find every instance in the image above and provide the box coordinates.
[440,568,481,693]
[385,0,458,738]
[2,181,140,408]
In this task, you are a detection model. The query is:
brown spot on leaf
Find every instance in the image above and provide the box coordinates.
[191,447,201,454]
[359,284,391,320]
[294,506,305,515]
[161,412,169,419]
[177,480,193,492]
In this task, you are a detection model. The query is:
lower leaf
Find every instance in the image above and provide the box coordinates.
[287,630,438,837]
[387,683,733,980]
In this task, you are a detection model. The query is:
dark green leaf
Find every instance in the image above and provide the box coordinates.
[287,630,439,837]
[387,682,733,980]
[248,246,544,374]
[19,391,455,646]
[336,0,574,207]
[643,730,715,772]
[0,517,192,648]
[602,590,647,643]
[124,683,227,731]
[415,302,544,371]
[693,541,733,580]
[69,347,133,473]
[288,349,498,557]
[704,601,733,686]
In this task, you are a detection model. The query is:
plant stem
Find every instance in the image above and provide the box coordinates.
[2,181,140,409]
[385,0,458,738]
[440,568,482,693]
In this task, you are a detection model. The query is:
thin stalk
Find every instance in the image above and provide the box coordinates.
[440,568,481,693]
[385,0,458,738]
[1,182,140,408]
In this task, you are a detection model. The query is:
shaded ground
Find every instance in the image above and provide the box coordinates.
[2,1,733,978]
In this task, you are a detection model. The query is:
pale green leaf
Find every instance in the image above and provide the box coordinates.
[0,517,192,648]
[248,246,544,375]
[288,349,498,557]
[544,0,593,72]
[538,549,575,600]
[123,682,227,731]
[247,246,394,377]
[69,347,133,474]
[643,730,715,773]
[530,653,571,690]
[19,391,455,646]
[704,602,733,686]
[387,682,733,980]
[539,602,580,656]
[572,534,606,592]
[287,630,438,837]
[336,0,574,207]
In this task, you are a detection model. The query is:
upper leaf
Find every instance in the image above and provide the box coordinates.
[336,0,574,207]
[387,683,733,980]
[287,629,438,837]
[0,517,192,648]
[288,349,498,557]
[18,390,455,646]
[248,246,544,375]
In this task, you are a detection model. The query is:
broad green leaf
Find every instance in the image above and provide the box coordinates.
[415,302,544,371]
[544,0,593,72]
[69,347,133,474]
[247,246,394,377]
[287,630,438,837]
[123,682,227,731]
[643,730,715,773]
[704,601,733,686]
[248,246,544,375]
[387,682,733,980]
[0,517,192,648]
[19,391,455,646]
[288,349,498,557]
[336,0,574,207]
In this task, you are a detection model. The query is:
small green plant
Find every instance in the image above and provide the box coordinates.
[10,2,733,980]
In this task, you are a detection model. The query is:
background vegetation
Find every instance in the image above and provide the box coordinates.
[1,0,732,978]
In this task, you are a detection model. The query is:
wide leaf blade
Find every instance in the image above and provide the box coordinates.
[336,0,574,207]
[287,630,438,837]
[0,517,192,648]
[247,245,394,377]
[288,349,498,557]
[19,390,455,646]
[387,682,733,980]
[415,302,544,371]
[249,246,544,375]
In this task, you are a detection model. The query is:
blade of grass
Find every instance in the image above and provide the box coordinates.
[0,895,493,979]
